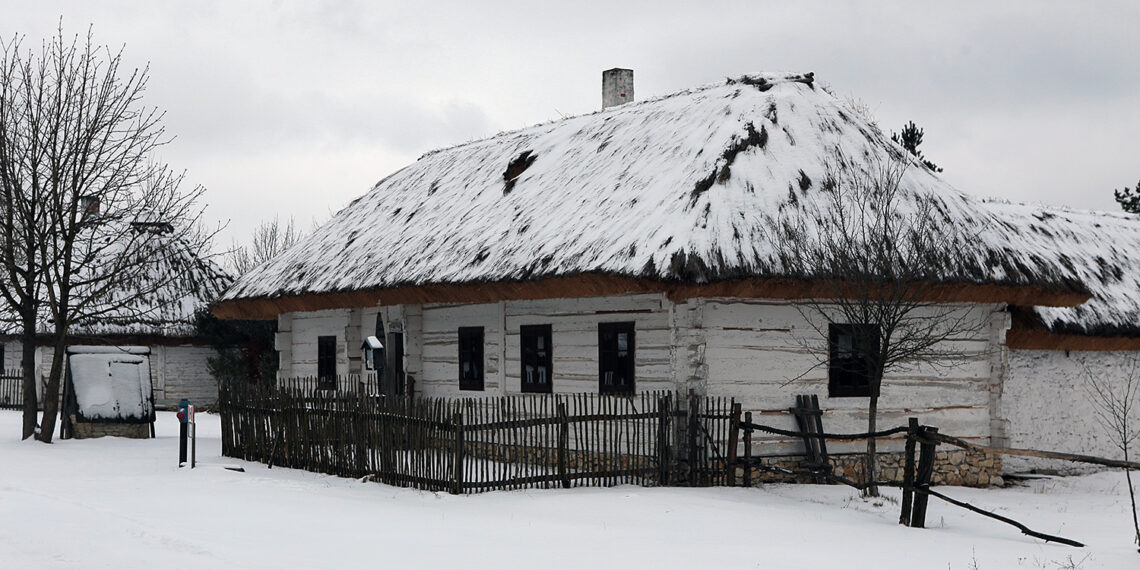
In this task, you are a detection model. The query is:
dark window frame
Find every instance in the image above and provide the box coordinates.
[598,321,636,395]
[520,324,553,394]
[828,323,881,398]
[458,327,485,391]
[317,335,337,390]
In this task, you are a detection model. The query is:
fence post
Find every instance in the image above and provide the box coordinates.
[354,393,367,477]
[743,411,753,487]
[687,389,700,486]
[451,412,464,495]
[911,426,939,529]
[726,402,741,487]
[899,417,918,526]
[657,393,671,486]
[557,401,570,489]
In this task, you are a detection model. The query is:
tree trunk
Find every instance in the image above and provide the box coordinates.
[1125,447,1140,548]
[863,394,880,498]
[20,312,38,440]
[35,336,67,443]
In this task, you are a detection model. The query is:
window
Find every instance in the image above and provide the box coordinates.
[317,335,337,390]
[458,327,484,391]
[520,324,552,393]
[828,324,880,398]
[599,322,635,394]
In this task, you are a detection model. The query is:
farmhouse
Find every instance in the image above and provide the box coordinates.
[214,70,1126,482]
[985,201,1140,472]
[0,220,232,413]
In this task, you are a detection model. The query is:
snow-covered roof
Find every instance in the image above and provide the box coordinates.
[219,72,1088,312]
[1,230,231,338]
[984,200,1140,337]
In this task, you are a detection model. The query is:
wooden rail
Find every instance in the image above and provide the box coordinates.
[929,432,1140,470]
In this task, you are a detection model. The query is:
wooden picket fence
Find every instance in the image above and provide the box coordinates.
[218,378,736,493]
[0,369,22,410]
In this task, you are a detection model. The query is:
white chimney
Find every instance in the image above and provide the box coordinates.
[602,68,634,109]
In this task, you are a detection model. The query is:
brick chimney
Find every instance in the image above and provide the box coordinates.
[602,68,634,109]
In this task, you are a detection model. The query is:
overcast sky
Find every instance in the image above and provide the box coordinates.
[5,1,1139,252]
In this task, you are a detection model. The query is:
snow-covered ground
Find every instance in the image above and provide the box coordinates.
[0,410,1135,569]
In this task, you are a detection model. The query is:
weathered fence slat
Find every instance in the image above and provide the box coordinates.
[219,385,734,495]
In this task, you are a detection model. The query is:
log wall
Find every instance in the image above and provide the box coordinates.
[700,300,1007,455]
[276,295,1010,459]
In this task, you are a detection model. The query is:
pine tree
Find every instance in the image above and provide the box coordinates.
[1114,180,1140,214]
[891,121,943,172]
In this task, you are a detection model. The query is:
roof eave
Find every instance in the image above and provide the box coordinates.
[213,274,1089,321]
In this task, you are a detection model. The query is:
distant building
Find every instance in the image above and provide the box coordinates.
[1,220,232,413]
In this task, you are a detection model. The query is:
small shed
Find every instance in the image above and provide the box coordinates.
[61,346,156,439]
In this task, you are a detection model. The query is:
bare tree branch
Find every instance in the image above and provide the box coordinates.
[0,25,219,442]
[777,148,989,496]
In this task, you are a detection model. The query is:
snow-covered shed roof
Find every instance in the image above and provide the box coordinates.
[983,201,1140,344]
[216,72,1091,319]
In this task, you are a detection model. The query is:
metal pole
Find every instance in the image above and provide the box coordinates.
[191,420,197,469]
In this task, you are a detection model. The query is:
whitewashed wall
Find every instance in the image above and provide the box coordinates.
[416,294,675,397]
[278,309,351,379]
[1,340,21,370]
[3,340,221,409]
[274,296,1009,459]
[1002,349,1136,473]
[152,345,220,409]
[702,300,1007,455]
[278,307,380,381]
[0,340,46,402]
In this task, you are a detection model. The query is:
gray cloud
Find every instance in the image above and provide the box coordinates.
[3,0,1138,248]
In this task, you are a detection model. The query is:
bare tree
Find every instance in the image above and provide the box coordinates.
[778,150,984,497]
[0,27,215,442]
[0,36,50,437]
[1085,360,1140,549]
[226,216,304,276]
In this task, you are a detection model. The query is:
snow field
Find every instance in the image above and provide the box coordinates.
[0,410,1136,569]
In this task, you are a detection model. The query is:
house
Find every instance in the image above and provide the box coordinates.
[213,70,1105,484]
[0,220,232,412]
[984,201,1140,473]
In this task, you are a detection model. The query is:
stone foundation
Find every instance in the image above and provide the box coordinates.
[744,448,1003,488]
[70,416,152,439]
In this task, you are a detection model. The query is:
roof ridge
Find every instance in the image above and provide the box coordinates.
[416,71,818,161]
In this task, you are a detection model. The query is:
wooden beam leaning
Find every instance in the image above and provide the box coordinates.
[726,402,741,487]
[918,487,1084,548]
[899,417,918,527]
[910,426,939,529]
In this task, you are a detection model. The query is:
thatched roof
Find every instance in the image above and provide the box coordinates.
[1,229,231,338]
[217,72,1091,317]
[985,200,1140,340]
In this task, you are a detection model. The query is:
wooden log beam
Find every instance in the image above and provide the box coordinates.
[931,432,1140,470]
[740,422,909,441]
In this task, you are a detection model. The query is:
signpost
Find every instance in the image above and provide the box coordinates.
[176,399,196,468]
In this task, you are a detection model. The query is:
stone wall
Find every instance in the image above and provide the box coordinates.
[745,449,1003,488]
